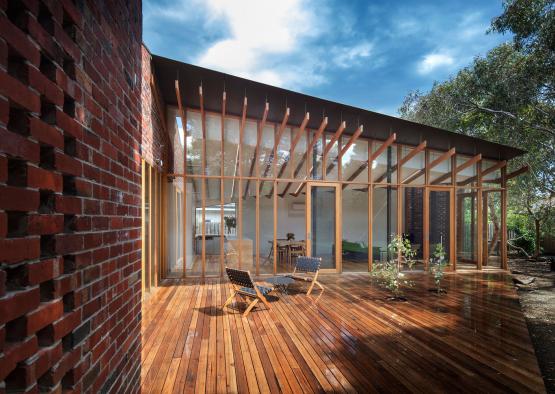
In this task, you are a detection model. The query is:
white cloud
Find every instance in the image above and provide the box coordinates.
[332,42,373,68]
[197,0,323,88]
[417,53,455,75]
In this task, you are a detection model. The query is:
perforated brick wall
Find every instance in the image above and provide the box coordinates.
[0,0,143,392]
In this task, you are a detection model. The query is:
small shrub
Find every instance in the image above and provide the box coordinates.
[430,243,448,294]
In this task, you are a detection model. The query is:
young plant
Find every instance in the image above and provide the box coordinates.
[430,243,448,294]
[388,234,417,270]
[370,234,415,300]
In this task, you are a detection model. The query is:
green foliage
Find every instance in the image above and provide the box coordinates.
[370,234,415,298]
[399,0,555,254]
[430,244,448,294]
[388,234,417,269]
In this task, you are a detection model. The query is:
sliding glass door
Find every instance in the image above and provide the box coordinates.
[306,182,341,272]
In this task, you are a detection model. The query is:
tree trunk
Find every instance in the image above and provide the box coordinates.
[534,219,541,258]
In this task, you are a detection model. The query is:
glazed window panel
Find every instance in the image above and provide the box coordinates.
[457,188,477,266]
[342,184,369,272]
[223,179,240,269]
[223,117,240,176]
[259,181,275,274]
[309,130,324,180]
[205,113,222,176]
[482,159,501,186]
[325,133,339,180]
[274,127,291,179]
[186,110,203,175]
[166,176,184,277]
[402,187,424,268]
[401,146,425,185]
[372,185,398,262]
[456,155,477,186]
[169,109,185,174]
[186,178,202,275]
[258,124,275,178]
[205,178,222,276]
[241,120,257,177]
[341,137,368,183]
[372,145,397,184]
[429,150,452,185]
[290,127,307,180]
[276,182,305,273]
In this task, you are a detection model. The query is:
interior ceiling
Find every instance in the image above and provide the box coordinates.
[151,54,525,161]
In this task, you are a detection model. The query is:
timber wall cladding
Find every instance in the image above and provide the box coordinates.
[0,0,142,392]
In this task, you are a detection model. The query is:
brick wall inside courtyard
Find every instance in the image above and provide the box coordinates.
[0,0,143,392]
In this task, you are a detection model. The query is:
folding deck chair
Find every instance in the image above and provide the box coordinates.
[223,267,274,317]
[285,256,324,295]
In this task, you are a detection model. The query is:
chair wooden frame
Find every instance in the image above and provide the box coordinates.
[223,267,274,317]
[286,256,324,295]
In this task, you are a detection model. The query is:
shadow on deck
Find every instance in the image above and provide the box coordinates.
[141,272,546,393]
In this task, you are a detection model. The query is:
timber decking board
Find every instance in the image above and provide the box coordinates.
[141,272,545,393]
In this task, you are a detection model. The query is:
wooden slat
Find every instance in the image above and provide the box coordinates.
[259,107,290,191]
[458,160,507,186]
[403,147,455,184]
[142,273,546,393]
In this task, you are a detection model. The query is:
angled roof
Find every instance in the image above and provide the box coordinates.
[151,54,525,161]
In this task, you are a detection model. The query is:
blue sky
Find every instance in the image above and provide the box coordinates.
[143,0,509,116]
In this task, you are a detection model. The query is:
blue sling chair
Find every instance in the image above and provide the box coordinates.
[223,267,274,317]
[285,256,324,295]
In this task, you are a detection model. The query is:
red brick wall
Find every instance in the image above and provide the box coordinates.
[141,45,168,173]
[0,0,143,392]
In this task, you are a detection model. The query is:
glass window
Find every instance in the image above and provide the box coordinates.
[223,117,240,177]
[259,181,275,274]
[223,179,239,270]
[456,155,477,186]
[372,145,397,183]
[186,110,203,175]
[276,182,306,273]
[401,146,425,185]
[429,150,452,185]
[205,179,222,276]
[342,137,368,182]
[456,188,477,267]
[206,114,222,176]
[166,175,184,277]
[343,185,368,272]
[402,187,424,269]
[372,185,398,262]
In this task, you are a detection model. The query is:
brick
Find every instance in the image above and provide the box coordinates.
[54,195,81,214]
[0,336,38,381]
[0,16,41,66]
[0,287,40,325]
[0,155,6,185]
[0,71,40,113]
[55,151,81,176]
[0,128,40,162]
[27,257,63,285]
[29,67,64,106]
[0,185,39,211]
[0,211,6,238]
[35,343,63,380]
[27,166,63,192]
[55,233,83,255]
[56,110,82,139]
[0,237,40,264]
[29,117,64,149]
[52,310,80,341]
[27,300,63,334]
[0,269,6,297]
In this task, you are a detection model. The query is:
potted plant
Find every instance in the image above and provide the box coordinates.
[429,243,448,294]
[370,234,414,301]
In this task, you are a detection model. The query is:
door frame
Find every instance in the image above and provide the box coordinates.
[305,182,342,273]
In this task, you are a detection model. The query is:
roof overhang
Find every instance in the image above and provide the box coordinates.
[151,54,525,161]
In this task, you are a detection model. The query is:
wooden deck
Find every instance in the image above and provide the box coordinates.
[140,272,545,393]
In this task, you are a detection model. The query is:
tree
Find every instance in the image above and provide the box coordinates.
[399,0,555,256]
